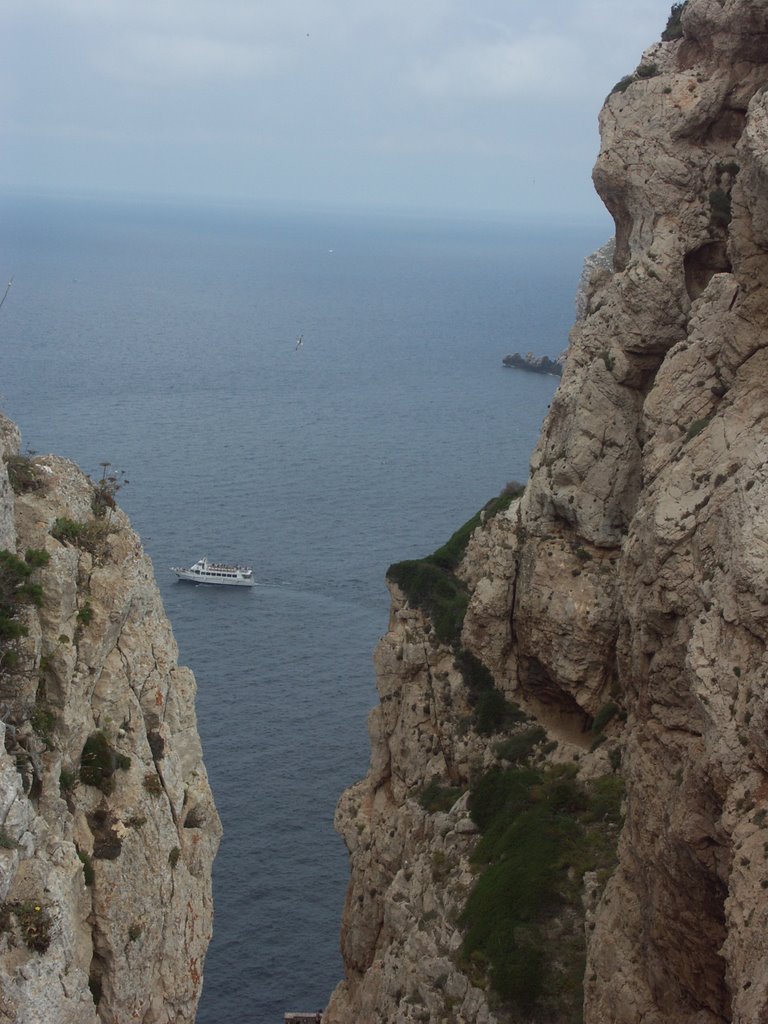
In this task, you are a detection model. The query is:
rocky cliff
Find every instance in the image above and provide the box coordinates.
[0,420,220,1023]
[326,2,768,1021]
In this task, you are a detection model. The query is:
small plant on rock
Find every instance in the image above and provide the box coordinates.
[591,702,620,736]
[77,850,95,886]
[0,828,17,850]
[600,350,615,372]
[30,704,55,748]
[610,74,635,95]
[0,900,52,953]
[685,416,712,442]
[387,484,525,649]
[4,453,45,495]
[51,518,84,545]
[709,187,732,229]
[77,603,93,627]
[92,463,128,519]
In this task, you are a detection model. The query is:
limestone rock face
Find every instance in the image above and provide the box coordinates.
[0,426,220,1023]
[0,416,20,551]
[326,596,508,1024]
[328,2,768,1021]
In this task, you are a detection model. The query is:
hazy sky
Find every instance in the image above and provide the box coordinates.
[3,0,674,221]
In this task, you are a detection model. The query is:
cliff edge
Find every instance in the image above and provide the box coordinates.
[327,1,768,1021]
[0,421,221,1023]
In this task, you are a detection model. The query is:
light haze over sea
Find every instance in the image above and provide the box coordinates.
[1,193,606,1021]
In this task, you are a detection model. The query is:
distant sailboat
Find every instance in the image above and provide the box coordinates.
[295,334,304,350]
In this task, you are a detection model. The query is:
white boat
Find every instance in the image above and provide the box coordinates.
[171,556,255,587]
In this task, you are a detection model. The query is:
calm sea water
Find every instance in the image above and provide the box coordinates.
[0,194,604,1023]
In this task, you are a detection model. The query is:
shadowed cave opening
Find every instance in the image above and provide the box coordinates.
[684,240,732,300]
[644,834,731,1022]
[705,109,747,147]
[518,655,592,734]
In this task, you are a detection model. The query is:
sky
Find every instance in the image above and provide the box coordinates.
[2,0,675,222]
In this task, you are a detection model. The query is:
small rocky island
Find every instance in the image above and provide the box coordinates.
[502,351,563,376]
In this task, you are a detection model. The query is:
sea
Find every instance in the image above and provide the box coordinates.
[0,193,606,1023]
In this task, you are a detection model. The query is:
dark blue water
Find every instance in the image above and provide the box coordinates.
[0,194,604,1022]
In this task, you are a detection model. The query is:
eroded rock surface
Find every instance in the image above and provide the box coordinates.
[327,2,768,1021]
[0,416,221,1024]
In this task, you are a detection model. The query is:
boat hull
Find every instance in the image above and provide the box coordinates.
[173,570,254,587]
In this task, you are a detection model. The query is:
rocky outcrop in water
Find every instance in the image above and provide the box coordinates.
[0,420,220,1023]
[327,2,768,1021]
[501,352,563,376]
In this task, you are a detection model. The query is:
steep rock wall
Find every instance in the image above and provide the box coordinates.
[0,417,221,1024]
[328,2,768,1021]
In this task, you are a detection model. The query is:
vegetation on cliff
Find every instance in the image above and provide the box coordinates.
[462,758,623,1020]
[661,1,687,41]
[0,435,221,1024]
[390,479,626,1019]
[386,482,523,649]
[387,484,525,734]
[331,1,768,1020]
[0,548,50,669]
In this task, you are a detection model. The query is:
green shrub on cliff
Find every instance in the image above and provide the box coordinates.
[79,732,130,794]
[685,416,712,443]
[51,516,109,555]
[0,550,48,607]
[460,761,624,1018]
[636,62,659,79]
[591,701,619,736]
[0,549,50,669]
[51,518,83,545]
[494,724,547,763]
[418,777,465,814]
[386,484,524,648]
[610,74,635,95]
[428,484,523,575]
[77,849,95,886]
[709,187,732,229]
[386,559,469,647]
[661,1,687,41]
[453,637,525,735]
[0,899,52,953]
